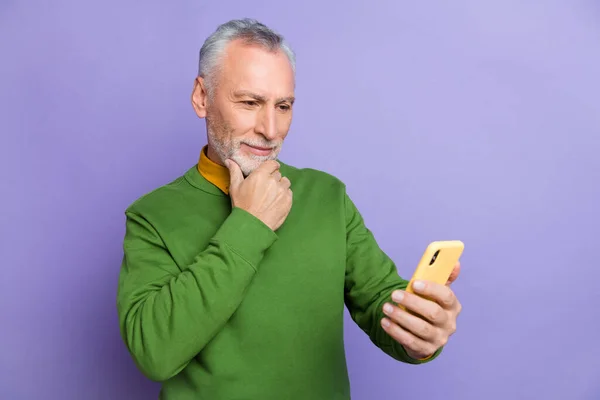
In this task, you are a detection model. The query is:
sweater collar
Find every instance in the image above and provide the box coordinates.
[197,145,230,195]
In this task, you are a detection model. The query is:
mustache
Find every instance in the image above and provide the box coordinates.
[239,140,282,149]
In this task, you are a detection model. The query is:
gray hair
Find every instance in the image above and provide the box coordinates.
[197,18,296,96]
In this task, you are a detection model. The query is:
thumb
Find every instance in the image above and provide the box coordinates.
[224,159,244,191]
[446,262,461,286]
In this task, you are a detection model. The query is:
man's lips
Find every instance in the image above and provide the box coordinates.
[242,143,275,156]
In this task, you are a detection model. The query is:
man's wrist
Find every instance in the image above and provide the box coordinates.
[403,346,435,360]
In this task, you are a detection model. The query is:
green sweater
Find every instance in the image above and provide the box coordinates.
[116,162,441,399]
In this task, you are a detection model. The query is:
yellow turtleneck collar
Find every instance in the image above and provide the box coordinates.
[197,145,230,195]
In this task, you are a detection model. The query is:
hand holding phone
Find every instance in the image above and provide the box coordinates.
[406,240,464,296]
[380,240,464,359]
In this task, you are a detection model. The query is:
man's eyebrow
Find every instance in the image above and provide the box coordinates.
[233,90,267,102]
[233,90,295,104]
[278,96,295,104]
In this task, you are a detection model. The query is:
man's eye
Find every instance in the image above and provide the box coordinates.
[278,104,291,111]
[243,101,257,106]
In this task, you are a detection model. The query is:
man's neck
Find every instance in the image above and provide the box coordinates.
[206,144,225,167]
[197,145,230,194]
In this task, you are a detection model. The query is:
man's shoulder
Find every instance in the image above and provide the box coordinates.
[279,161,347,191]
[124,169,192,216]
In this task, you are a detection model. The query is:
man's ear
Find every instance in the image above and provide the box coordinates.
[191,77,209,118]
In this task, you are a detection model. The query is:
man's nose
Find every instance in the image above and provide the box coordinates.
[256,106,277,140]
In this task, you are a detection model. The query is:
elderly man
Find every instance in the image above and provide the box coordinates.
[117,18,462,399]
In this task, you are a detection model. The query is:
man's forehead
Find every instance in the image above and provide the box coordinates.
[220,69,294,99]
[221,44,293,73]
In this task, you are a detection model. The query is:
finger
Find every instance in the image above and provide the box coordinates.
[272,171,282,181]
[446,262,461,286]
[391,289,447,326]
[382,302,436,341]
[224,159,244,191]
[257,160,280,175]
[413,280,457,310]
[279,187,293,204]
[380,318,437,358]
[280,176,291,189]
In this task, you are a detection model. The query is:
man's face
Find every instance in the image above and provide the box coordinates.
[192,39,295,176]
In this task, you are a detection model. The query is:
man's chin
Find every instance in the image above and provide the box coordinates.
[233,154,279,176]
[231,157,261,177]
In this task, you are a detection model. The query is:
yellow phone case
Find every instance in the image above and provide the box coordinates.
[405,240,464,295]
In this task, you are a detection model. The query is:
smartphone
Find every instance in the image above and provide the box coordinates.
[405,240,464,296]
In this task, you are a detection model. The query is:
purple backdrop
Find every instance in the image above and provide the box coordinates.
[2,1,599,399]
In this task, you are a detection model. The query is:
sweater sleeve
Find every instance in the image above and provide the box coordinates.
[116,207,278,381]
[342,191,443,364]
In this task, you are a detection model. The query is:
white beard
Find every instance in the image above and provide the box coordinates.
[208,133,282,177]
